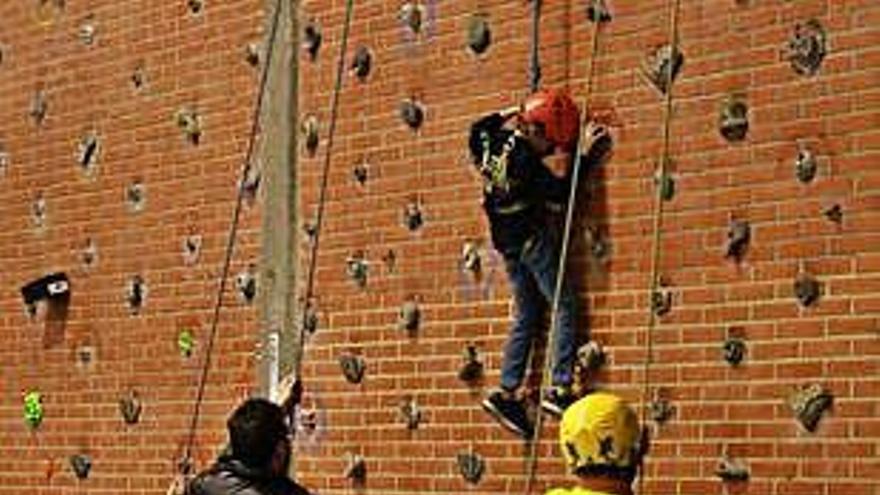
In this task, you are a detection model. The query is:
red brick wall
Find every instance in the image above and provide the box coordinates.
[0,0,878,494]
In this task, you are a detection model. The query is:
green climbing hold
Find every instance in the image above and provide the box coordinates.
[178,329,195,358]
[24,391,44,429]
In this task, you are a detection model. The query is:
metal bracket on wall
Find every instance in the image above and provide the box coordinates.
[640,44,683,95]
[466,14,491,55]
[458,344,484,384]
[302,20,322,61]
[339,351,366,384]
[783,19,826,76]
[719,95,749,142]
[457,450,485,485]
[119,390,143,425]
[789,384,832,432]
[69,454,92,480]
[350,45,372,81]
[126,275,146,314]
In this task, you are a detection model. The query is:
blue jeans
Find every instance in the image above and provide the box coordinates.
[499,230,580,391]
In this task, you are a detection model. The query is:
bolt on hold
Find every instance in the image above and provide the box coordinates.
[345,251,369,288]
[400,98,424,130]
[69,454,92,480]
[725,220,751,261]
[640,44,683,95]
[466,14,491,55]
[719,95,749,142]
[722,336,746,366]
[783,19,826,76]
[789,383,832,433]
[126,275,146,314]
[795,146,818,184]
[586,0,613,23]
[458,344,484,384]
[457,451,485,485]
[175,107,202,144]
[339,351,366,384]
[302,20,322,61]
[793,272,820,308]
[236,264,257,303]
[350,45,372,81]
[399,395,422,430]
[119,390,143,425]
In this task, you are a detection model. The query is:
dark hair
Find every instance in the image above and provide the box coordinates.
[227,398,290,468]
[574,464,638,484]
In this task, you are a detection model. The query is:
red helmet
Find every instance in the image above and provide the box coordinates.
[520,89,581,152]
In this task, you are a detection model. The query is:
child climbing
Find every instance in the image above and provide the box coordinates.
[467,88,609,438]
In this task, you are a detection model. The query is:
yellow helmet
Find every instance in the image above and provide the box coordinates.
[559,392,642,477]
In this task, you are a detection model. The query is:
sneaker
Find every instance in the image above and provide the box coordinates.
[481,390,534,439]
[541,387,576,418]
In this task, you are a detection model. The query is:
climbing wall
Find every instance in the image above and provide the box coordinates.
[294,1,880,494]
[0,0,270,491]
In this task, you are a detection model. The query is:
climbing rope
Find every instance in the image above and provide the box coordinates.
[176,0,287,480]
[637,0,682,493]
[528,0,542,93]
[294,0,355,378]
[522,13,606,495]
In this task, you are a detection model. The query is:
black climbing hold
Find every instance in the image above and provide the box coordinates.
[722,336,746,366]
[822,203,843,224]
[77,132,99,174]
[303,303,319,335]
[187,0,204,15]
[641,44,683,95]
[21,272,70,316]
[651,288,672,317]
[789,384,832,432]
[575,341,606,374]
[400,99,424,130]
[399,395,422,430]
[236,264,257,303]
[466,15,491,55]
[182,234,202,265]
[784,19,826,76]
[403,201,423,231]
[793,273,820,307]
[339,351,366,384]
[345,252,368,288]
[725,220,750,261]
[119,390,142,425]
[352,161,368,186]
[70,454,92,480]
[656,170,675,202]
[715,454,749,482]
[648,389,674,424]
[126,275,145,314]
[719,96,749,142]
[456,451,485,485]
[586,0,612,23]
[350,46,371,81]
[126,181,146,212]
[399,2,424,35]
[131,64,146,89]
[245,42,260,67]
[795,147,818,183]
[81,237,97,268]
[398,299,421,333]
[458,344,483,384]
[344,453,366,483]
[302,21,322,61]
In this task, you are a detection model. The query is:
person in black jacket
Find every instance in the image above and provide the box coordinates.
[187,397,311,495]
[468,88,608,439]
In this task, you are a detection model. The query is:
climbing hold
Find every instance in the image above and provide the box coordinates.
[24,391,44,429]
[461,241,482,274]
[126,275,146,314]
[457,451,485,485]
[302,20,322,61]
[399,98,424,130]
[69,454,92,480]
[466,14,491,55]
[0,44,5,67]
[186,0,204,15]
[822,203,843,224]
[298,406,318,436]
[29,90,48,126]
[715,454,749,482]
[302,303,319,335]
[34,0,65,26]
[119,390,142,425]
[648,388,674,424]
[125,180,145,212]
[651,287,672,317]
[403,200,423,231]
[182,234,202,265]
[240,168,261,205]
[585,226,609,260]
[783,19,826,76]
[793,273,820,307]
[79,16,96,46]
[76,345,95,368]
[81,237,97,269]
[245,42,260,67]
[0,145,9,175]
[177,328,195,358]
[303,222,317,243]
[725,220,750,261]
[31,192,47,229]
[21,272,70,317]
[345,251,369,288]
[339,351,366,384]
[399,2,425,35]
[795,146,818,183]
[352,161,368,186]
[301,114,319,156]
[236,264,257,303]
[76,131,99,175]
[175,107,202,144]
[458,344,483,384]
[789,384,832,432]
[719,95,749,142]
[575,341,606,374]
[350,45,372,81]
[382,249,397,273]
[344,453,366,483]
[586,0,613,23]
[398,298,421,333]
[399,395,422,430]
[655,170,675,202]
[640,44,683,95]
[131,63,146,89]
[722,335,746,366]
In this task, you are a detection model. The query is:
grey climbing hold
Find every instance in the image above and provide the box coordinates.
[399,395,422,430]
[457,451,485,485]
[119,391,142,425]
[461,241,482,274]
[398,298,421,333]
[575,341,606,374]
[125,180,146,212]
[403,200,423,231]
[301,114,319,156]
[175,107,202,144]
[586,0,612,23]
[182,234,202,265]
[400,98,424,130]
[70,454,92,480]
[725,220,750,261]
[466,15,491,55]
[345,252,368,288]
[458,344,483,384]
[399,2,424,35]
[302,21,322,61]
[350,46,372,81]
[339,351,366,384]
[29,91,48,125]
[76,131,99,175]
[715,454,749,482]
[344,453,366,483]
[236,264,257,303]
[784,19,826,76]
[795,147,818,183]
[126,275,146,314]
[719,95,749,142]
[722,336,746,366]
[789,384,832,432]
[793,273,820,307]
[641,44,683,95]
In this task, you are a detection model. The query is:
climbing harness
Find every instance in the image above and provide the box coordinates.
[523,10,607,495]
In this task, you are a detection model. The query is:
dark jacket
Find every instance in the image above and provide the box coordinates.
[468,112,571,258]
[187,457,311,495]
